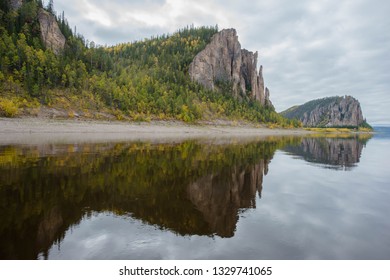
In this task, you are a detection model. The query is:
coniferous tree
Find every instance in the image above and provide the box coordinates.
[37,0,44,9]
[47,0,54,15]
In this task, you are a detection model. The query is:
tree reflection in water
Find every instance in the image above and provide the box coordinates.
[0,135,370,259]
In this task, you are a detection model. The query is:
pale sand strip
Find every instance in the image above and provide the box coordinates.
[0,118,311,144]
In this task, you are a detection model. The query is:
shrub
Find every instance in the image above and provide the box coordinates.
[0,98,19,117]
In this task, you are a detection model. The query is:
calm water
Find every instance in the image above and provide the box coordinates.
[1,130,389,260]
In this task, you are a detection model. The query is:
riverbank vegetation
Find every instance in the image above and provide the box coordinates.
[304,125,373,133]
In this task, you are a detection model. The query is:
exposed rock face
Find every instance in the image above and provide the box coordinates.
[265,87,273,107]
[38,8,66,55]
[281,96,365,127]
[189,28,272,107]
[8,0,23,11]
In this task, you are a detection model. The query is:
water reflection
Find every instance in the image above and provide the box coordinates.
[187,160,268,237]
[0,135,372,259]
[283,136,371,170]
[0,138,295,259]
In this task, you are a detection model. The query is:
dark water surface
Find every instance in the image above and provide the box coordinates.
[1,130,389,260]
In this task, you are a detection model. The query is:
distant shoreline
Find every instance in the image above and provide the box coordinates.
[0,117,313,144]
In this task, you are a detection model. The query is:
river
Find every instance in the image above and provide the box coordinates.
[0,129,389,259]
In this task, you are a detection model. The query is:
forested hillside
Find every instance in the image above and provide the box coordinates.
[281,97,341,120]
[0,0,299,126]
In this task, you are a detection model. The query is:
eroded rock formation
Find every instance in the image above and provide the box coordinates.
[38,8,66,55]
[189,28,273,107]
[281,96,365,127]
[7,1,65,55]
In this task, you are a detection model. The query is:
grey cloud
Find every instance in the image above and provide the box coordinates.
[90,21,167,46]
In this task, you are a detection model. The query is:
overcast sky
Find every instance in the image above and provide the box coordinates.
[52,0,390,124]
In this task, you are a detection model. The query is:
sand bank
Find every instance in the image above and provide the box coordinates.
[0,118,312,144]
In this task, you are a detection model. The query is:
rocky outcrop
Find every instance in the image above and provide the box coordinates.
[281,96,365,127]
[8,0,23,11]
[189,28,273,107]
[265,87,273,107]
[38,8,66,55]
[7,2,65,55]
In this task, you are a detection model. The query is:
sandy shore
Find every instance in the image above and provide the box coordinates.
[0,117,312,144]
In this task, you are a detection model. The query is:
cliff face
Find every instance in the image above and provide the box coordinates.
[189,29,273,107]
[7,1,65,55]
[38,8,66,55]
[281,96,365,127]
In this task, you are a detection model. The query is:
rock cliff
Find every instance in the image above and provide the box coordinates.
[38,8,66,55]
[7,1,66,55]
[281,96,365,127]
[189,28,273,107]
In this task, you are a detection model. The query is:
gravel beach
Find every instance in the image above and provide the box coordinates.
[0,117,312,144]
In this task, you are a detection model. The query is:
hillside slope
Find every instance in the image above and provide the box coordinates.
[281,96,370,128]
[0,0,297,126]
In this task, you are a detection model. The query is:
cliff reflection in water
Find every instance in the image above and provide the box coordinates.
[0,138,296,259]
[283,136,371,170]
[187,160,268,237]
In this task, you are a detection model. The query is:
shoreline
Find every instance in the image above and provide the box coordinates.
[0,117,312,144]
